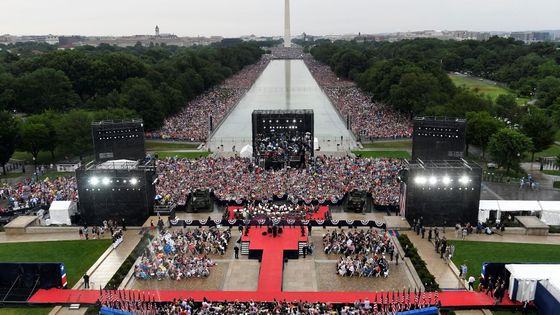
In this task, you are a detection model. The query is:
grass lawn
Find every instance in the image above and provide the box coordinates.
[449,74,527,105]
[450,240,560,287]
[361,140,412,149]
[0,239,111,287]
[543,170,560,176]
[533,144,560,159]
[156,151,210,159]
[10,151,57,165]
[145,141,200,151]
[352,150,411,159]
[0,172,25,180]
[0,308,52,315]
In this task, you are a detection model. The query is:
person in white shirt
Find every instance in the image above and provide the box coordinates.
[468,275,476,291]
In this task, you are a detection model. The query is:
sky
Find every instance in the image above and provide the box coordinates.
[1,0,559,37]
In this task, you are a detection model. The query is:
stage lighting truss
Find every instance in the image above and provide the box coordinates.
[413,174,471,188]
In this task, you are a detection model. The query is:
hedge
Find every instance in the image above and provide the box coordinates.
[397,234,440,291]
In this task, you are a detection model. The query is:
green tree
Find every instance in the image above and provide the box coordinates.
[19,120,50,169]
[488,128,533,174]
[495,94,520,122]
[465,111,505,158]
[0,111,19,175]
[14,68,79,113]
[521,108,557,162]
[57,110,93,161]
[27,112,59,160]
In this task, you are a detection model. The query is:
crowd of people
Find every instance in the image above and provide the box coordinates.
[101,296,439,315]
[304,57,412,141]
[226,203,322,221]
[323,229,393,278]
[155,156,403,206]
[0,175,77,212]
[146,57,271,142]
[134,227,230,280]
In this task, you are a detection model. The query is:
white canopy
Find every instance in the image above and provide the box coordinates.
[541,278,560,303]
[479,200,546,211]
[539,201,560,211]
[506,264,560,302]
[48,200,77,226]
[239,144,253,159]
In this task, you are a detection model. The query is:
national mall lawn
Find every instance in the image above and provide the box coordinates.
[449,240,560,287]
[0,239,111,287]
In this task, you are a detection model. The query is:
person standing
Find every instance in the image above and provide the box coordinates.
[79,227,83,239]
[468,275,475,291]
[395,252,399,265]
[302,244,308,258]
[234,245,239,259]
[428,227,432,242]
[421,226,426,239]
[83,274,90,289]
[121,218,126,231]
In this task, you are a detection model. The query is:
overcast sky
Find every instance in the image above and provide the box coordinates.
[1,0,559,37]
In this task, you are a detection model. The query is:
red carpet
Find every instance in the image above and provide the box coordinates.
[228,206,329,220]
[242,226,308,291]
[29,289,521,308]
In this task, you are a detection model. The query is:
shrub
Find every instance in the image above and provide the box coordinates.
[554,181,560,189]
[397,234,440,291]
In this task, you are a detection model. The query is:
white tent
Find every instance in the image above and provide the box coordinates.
[314,137,319,150]
[478,200,560,225]
[48,201,77,225]
[539,201,560,225]
[239,144,253,159]
[506,264,560,302]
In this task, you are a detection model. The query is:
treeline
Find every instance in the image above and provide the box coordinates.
[0,41,264,130]
[0,108,137,174]
[308,37,560,172]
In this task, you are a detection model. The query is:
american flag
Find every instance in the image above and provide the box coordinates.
[59,264,68,288]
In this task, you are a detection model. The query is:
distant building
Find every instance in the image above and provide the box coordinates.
[155,25,160,37]
[510,31,551,43]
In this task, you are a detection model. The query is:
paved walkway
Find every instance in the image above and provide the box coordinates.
[0,231,80,243]
[50,230,142,315]
[402,231,464,289]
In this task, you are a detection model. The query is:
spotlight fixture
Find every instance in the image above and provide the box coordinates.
[102,177,110,186]
[428,176,437,185]
[459,176,470,185]
[442,176,451,185]
[89,177,99,186]
[130,178,138,186]
[414,176,427,185]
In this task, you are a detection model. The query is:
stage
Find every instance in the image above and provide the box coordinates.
[227,205,329,221]
[29,288,520,309]
[28,222,521,311]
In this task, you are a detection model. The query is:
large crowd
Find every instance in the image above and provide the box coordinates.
[134,227,230,280]
[146,57,271,142]
[304,57,412,141]
[102,296,439,315]
[323,229,393,278]
[0,176,77,212]
[155,156,403,206]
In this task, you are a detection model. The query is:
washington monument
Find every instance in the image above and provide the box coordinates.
[284,0,291,47]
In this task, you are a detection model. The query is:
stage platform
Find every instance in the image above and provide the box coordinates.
[228,205,329,221]
[29,288,520,309]
[241,226,308,291]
